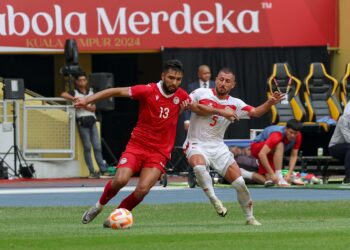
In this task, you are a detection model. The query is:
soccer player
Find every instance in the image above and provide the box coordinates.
[76,60,236,227]
[183,67,284,225]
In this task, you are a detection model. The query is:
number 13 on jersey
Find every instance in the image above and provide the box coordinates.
[159,107,170,119]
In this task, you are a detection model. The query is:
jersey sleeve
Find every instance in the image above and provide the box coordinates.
[130,84,152,100]
[189,88,204,103]
[293,132,302,149]
[235,99,254,119]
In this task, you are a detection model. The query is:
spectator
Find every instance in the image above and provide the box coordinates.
[61,72,110,178]
[328,104,350,185]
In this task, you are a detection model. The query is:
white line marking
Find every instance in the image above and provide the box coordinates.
[0,186,186,195]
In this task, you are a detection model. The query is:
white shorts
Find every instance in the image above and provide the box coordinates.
[183,140,235,177]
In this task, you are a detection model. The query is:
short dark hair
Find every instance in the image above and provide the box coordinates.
[218,67,235,76]
[286,119,303,131]
[74,71,87,80]
[163,59,184,74]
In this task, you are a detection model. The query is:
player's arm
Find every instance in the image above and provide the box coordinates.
[285,148,298,183]
[249,91,284,117]
[75,87,129,108]
[189,102,239,121]
[257,145,279,184]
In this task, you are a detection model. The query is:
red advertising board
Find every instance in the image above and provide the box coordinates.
[0,0,338,52]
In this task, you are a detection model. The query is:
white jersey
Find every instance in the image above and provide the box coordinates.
[186,88,253,143]
[74,89,96,119]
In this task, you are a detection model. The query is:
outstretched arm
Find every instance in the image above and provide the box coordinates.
[187,101,239,121]
[74,87,129,108]
[249,91,284,117]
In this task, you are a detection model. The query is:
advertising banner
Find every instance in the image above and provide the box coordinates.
[0,0,338,52]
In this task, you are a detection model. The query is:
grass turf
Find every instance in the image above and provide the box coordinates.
[0,201,349,250]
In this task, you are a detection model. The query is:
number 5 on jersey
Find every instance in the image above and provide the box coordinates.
[210,115,218,126]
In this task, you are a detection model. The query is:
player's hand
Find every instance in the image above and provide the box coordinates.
[284,173,292,183]
[180,99,191,110]
[269,173,279,184]
[74,97,88,109]
[268,91,285,105]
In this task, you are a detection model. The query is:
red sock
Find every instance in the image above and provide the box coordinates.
[99,180,118,205]
[118,191,143,211]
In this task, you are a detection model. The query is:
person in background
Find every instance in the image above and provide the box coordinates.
[247,119,303,186]
[61,72,110,178]
[184,65,216,131]
[328,103,350,185]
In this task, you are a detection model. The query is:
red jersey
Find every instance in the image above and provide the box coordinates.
[264,131,302,151]
[129,82,190,158]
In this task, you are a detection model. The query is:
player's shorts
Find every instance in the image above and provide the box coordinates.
[117,142,167,174]
[183,140,235,177]
[250,141,275,174]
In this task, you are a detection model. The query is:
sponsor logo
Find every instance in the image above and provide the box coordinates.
[119,158,127,165]
[0,3,260,37]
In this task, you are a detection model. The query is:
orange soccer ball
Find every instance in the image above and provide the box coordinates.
[109,208,133,229]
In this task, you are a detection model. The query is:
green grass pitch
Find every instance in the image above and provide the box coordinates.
[0,201,349,250]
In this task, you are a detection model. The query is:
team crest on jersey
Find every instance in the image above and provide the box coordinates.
[173,96,180,104]
[156,95,159,101]
[119,158,127,165]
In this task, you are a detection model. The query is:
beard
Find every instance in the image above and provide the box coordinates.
[215,86,229,96]
[162,82,177,94]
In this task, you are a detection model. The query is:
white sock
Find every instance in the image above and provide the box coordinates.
[193,165,218,203]
[231,176,253,220]
[96,201,104,210]
[240,168,253,180]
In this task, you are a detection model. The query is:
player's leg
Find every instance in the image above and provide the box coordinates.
[224,162,261,225]
[188,153,227,217]
[240,168,266,184]
[82,146,141,224]
[272,142,289,186]
[82,167,134,224]
[103,166,162,228]
[120,167,162,211]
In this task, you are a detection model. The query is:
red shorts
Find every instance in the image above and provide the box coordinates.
[250,142,275,175]
[116,142,167,174]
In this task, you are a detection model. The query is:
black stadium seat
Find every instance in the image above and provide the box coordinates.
[267,63,306,125]
[303,62,342,132]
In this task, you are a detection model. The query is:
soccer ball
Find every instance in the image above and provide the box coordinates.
[109,208,133,229]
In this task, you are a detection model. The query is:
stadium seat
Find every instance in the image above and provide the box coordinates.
[303,62,342,132]
[267,63,306,125]
[339,62,350,108]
